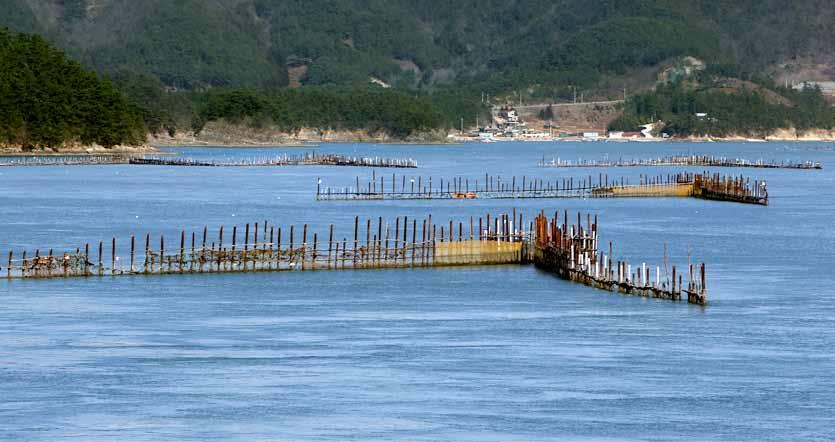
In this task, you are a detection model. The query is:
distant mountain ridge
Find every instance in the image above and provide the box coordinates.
[4,0,835,92]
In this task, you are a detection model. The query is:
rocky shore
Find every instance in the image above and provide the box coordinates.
[148,121,451,147]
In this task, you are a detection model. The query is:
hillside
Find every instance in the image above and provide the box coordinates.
[5,1,835,145]
[192,87,448,140]
[0,28,145,151]
[610,71,835,139]
[5,0,835,93]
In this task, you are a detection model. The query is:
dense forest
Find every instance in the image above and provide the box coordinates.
[0,28,145,149]
[194,88,447,138]
[4,0,835,92]
[0,28,459,148]
[4,0,835,146]
[108,73,490,138]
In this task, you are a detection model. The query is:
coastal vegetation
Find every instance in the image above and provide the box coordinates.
[193,88,448,138]
[109,75,489,139]
[0,28,144,150]
[610,77,835,137]
[0,26,478,148]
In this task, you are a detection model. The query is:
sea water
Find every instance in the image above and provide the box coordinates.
[1,142,833,441]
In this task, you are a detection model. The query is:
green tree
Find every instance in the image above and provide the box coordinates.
[0,28,145,149]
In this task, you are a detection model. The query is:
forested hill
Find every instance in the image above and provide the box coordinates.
[4,0,835,92]
[0,27,453,149]
[5,1,835,146]
[0,28,145,150]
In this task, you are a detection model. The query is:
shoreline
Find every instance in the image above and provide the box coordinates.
[149,123,453,148]
[454,137,835,144]
[152,142,317,148]
[0,144,162,157]
[2,137,832,156]
[151,139,456,148]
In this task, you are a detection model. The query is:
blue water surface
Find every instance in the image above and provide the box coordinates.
[1,141,833,441]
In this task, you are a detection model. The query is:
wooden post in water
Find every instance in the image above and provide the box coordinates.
[353,217,359,268]
[302,224,308,270]
[268,225,274,271]
[328,224,334,269]
[289,225,295,267]
[432,223,437,264]
[31,249,39,278]
[244,224,250,272]
[190,231,196,272]
[144,234,150,274]
[130,235,135,273]
[84,243,90,276]
[312,233,318,269]
[160,235,165,274]
[672,266,677,300]
[365,218,371,267]
[376,217,383,263]
[384,222,390,265]
[253,222,259,271]
[202,226,208,271]
[217,226,224,272]
[394,217,400,265]
[335,241,341,269]
[179,231,185,273]
[231,226,237,271]
[421,219,427,265]
[411,219,417,266]
[276,227,282,269]
[341,238,347,268]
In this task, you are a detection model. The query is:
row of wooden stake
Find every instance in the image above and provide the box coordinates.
[4,213,531,279]
[3,212,708,306]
